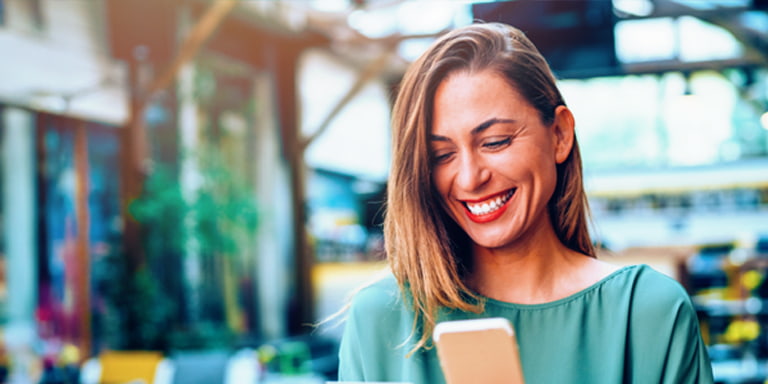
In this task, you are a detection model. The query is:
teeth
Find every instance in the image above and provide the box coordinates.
[466,190,514,216]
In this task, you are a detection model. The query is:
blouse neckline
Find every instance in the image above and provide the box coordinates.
[479,264,640,311]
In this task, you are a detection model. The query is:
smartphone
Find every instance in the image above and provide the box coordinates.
[433,317,525,384]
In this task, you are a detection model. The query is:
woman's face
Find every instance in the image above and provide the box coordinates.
[429,70,573,250]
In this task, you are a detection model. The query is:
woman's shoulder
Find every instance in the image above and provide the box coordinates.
[629,264,690,298]
[344,272,416,345]
[620,265,713,381]
[623,264,696,317]
[348,272,409,318]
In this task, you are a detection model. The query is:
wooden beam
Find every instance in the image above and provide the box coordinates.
[145,0,238,99]
[121,59,146,272]
[301,50,392,151]
[300,32,444,150]
[74,120,92,359]
[271,44,316,334]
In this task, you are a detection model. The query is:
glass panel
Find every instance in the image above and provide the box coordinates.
[0,107,5,325]
[560,69,768,171]
[614,18,677,63]
[133,55,261,347]
[678,16,742,62]
[196,57,259,338]
[38,120,78,345]
[86,126,120,354]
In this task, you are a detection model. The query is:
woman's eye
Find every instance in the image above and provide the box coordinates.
[431,152,453,165]
[483,137,511,150]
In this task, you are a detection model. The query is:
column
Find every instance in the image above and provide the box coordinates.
[2,107,38,383]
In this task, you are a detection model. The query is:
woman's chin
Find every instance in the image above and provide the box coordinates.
[466,232,518,250]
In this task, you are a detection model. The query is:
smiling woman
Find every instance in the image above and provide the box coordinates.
[337,22,714,384]
[429,70,574,250]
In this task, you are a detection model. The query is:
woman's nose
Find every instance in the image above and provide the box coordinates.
[456,152,490,192]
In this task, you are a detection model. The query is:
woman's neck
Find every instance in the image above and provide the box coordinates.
[468,225,614,304]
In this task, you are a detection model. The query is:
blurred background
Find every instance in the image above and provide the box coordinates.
[0,0,766,383]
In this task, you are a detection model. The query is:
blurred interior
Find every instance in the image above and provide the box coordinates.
[0,0,767,383]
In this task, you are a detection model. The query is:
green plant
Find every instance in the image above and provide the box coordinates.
[102,146,258,351]
[100,259,175,351]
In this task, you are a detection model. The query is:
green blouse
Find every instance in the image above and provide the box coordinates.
[338,264,714,383]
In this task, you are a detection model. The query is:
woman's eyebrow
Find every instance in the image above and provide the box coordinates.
[429,134,450,142]
[429,118,516,142]
[471,118,516,135]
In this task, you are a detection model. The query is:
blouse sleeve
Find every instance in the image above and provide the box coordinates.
[338,305,365,381]
[662,295,714,384]
[630,268,714,384]
[337,283,385,381]
[337,277,417,382]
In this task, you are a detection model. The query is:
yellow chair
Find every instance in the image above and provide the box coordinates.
[81,351,167,384]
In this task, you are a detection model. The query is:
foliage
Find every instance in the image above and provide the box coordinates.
[101,146,259,351]
[100,258,175,351]
[130,148,259,257]
[167,321,237,350]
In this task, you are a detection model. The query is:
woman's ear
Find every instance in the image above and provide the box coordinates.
[552,105,575,164]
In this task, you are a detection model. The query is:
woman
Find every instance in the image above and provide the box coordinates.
[337,22,713,383]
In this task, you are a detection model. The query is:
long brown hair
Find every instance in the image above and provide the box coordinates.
[384,22,595,353]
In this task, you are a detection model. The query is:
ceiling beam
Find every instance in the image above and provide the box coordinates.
[145,0,238,99]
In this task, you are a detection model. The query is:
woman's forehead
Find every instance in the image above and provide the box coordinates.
[430,72,535,131]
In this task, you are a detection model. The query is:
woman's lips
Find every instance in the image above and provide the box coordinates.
[461,189,516,223]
